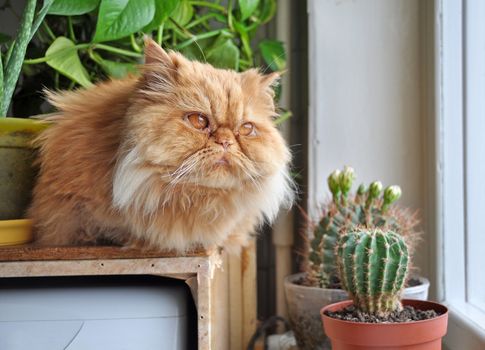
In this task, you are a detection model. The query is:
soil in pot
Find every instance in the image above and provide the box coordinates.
[325,304,440,323]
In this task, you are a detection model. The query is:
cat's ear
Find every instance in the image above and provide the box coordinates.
[241,69,281,90]
[260,71,281,89]
[144,37,173,66]
[140,38,183,94]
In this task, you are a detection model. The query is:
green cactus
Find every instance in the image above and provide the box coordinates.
[336,229,409,315]
[305,167,419,288]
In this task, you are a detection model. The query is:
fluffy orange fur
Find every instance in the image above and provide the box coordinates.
[29,39,293,253]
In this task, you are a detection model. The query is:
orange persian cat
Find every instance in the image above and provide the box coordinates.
[29,39,293,253]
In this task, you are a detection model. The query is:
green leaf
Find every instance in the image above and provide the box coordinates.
[238,0,260,21]
[180,38,210,62]
[93,0,155,42]
[258,39,286,71]
[91,52,138,79]
[165,0,193,29]
[144,0,178,31]
[45,37,92,87]
[233,20,252,61]
[257,0,276,24]
[274,110,292,125]
[48,0,100,15]
[206,37,239,70]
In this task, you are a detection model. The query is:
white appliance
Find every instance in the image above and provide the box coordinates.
[0,277,190,350]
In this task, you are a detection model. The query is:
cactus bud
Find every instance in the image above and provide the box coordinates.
[327,170,341,202]
[368,181,383,199]
[357,184,366,195]
[339,166,355,196]
[382,185,402,211]
[366,181,382,209]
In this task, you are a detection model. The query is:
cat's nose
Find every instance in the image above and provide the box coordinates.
[215,138,233,151]
[214,129,234,151]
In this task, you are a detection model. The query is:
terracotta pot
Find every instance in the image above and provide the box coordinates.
[321,299,448,350]
[284,273,431,349]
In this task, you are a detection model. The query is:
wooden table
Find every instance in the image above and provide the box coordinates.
[0,245,229,349]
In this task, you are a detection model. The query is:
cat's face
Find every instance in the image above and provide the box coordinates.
[124,40,290,190]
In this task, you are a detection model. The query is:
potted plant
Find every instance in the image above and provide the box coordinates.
[284,166,430,349]
[11,0,290,120]
[1,0,289,246]
[321,228,447,349]
[0,0,52,246]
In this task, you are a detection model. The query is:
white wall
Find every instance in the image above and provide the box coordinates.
[308,0,427,274]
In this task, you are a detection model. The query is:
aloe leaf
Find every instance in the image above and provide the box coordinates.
[1,0,36,117]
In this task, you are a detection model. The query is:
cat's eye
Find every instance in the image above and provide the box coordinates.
[186,112,209,130]
[239,122,256,136]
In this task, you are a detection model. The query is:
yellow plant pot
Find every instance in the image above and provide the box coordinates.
[0,117,51,246]
[0,219,33,246]
[0,117,50,220]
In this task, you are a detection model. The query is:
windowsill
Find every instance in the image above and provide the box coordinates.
[444,301,485,350]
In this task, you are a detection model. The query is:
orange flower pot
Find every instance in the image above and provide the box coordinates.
[321,299,448,350]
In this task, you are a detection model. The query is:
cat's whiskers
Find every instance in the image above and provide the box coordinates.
[229,152,264,192]
[169,151,202,184]
[161,149,210,205]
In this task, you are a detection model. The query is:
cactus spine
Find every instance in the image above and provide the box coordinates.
[306,167,419,288]
[336,229,409,316]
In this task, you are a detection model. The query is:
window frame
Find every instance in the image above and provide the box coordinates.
[437,0,485,348]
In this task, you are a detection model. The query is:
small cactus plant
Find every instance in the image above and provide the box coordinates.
[305,167,419,288]
[336,229,409,316]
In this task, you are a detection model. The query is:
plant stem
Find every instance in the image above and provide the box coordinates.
[29,0,54,41]
[174,29,222,50]
[42,21,56,41]
[172,27,190,40]
[274,110,292,126]
[4,42,14,73]
[23,43,141,65]
[156,23,164,45]
[130,34,142,52]
[23,43,90,64]
[1,0,36,117]
[169,18,193,38]
[67,16,76,42]
[227,0,234,31]
[187,14,216,30]
[95,44,142,58]
[189,1,225,12]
